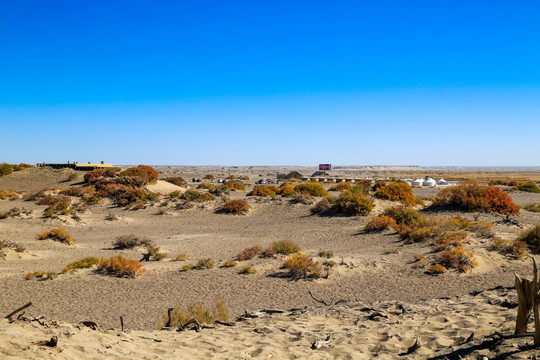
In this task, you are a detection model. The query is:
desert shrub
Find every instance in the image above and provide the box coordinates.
[62,256,100,273]
[97,256,145,278]
[193,258,216,270]
[333,191,374,216]
[119,165,158,184]
[292,192,315,205]
[247,185,278,197]
[431,231,468,251]
[222,260,238,267]
[383,207,427,227]
[492,237,528,259]
[37,227,73,245]
[164,176,188,187]
[517,182,540,193]
[364,215,397,232]
[277,183,297,197]
[260,246,277,258]
[0,207,31,219]
[45,271,57,280]
[428,264,446,274]
[412,254,428,268]
[288,178,301,183]
[295,182,328,197]
[197,182,216,190]
[0,190,20,200]
[438,246,478,272]
[163,301,228,327]
[433,182,519,215]
[240,176,249,181]
[141,246,167,261]
[311,196,338,214]
[283,253,323,280]
[221,199,250,214]
[182,189,216,202]
[83,168,121,184]
[113,234,152,249]
[374,181,417,206]
[169,190,182,198]
[237,245,262,260]
[0,240,25,253]
[272,240,301,255]
[175,200,195,210]
[24,271,46,280]
[61,186,89,197]
[239,265,256,274]
[180,263,192,271]
[517,225,540,253]
[203,174,215,180]
[219,181,246,191]
[318,250,334,258]
[174,253,189,261]
[0,163,13,176]
[37,194,70,207]
[524,204,540,212]
[329,182,351,192]
[351,180,372,194]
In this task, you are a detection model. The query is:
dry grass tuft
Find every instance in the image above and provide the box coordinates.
[364,215,397,232]
[163,301,229,327]
[113,234,152,249]
[97,256,145,278]
[283,253,323,280]
[37,227,73,245]
[239,265,257,274]
[62,256,100,273]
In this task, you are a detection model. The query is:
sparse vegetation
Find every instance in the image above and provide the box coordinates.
[37,227,73,245]
[318,250,334,258]
[247,185,278,197]
[412,254,428,268]
[0,207,31,219]
[162,301,228,327]
[221,199,250,214]
[272,240,301,255]
[62,257,100,273]
[237,245,262,260]
[193,258,216,270]
[239,265,256,274]
[0,240,25,254]
[524,204,540,212]
[182,189,216,202]
[292,192,315,205]
[97,255,145,278]
[164,176,188,187]
[222,260,237,267]
[141,246,167,261]
[277,183,297,197]
[197,182,216,190]
[113,234,152,249]
[491,237,528,259]
[174,253,189,261]
[517,225,540,253]
[517,182,540,193]
[219,181,246,191]
[0,190,20,200]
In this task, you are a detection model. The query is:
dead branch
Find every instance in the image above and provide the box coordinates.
[308,290,333,306]
[214,320,235,326]
[405,336,421,355]
[81,321,99,330]
[311,334,331,350]
[5,301,32,320]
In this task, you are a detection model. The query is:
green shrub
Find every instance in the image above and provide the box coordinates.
[0,163,13,177]
[518,182,540,193]
[295,182,328,197]
[318,250,334,258]
[517,225,540,253]
[62,257,100,273]
[141,246,167,261]
[193,258,216,270]
[272,240,301,255]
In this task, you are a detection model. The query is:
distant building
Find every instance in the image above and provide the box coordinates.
[36,161,114,171]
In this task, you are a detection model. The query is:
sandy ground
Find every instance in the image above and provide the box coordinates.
[1,167,540,358]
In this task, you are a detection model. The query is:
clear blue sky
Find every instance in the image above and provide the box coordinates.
[1,1,539,166]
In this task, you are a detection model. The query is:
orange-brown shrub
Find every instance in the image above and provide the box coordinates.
[292,192,315,204]
[222,199,250,214]
[219,181,246,191]
[334,191,374,216]
[61,186,90,197]
[374,181,417,206]
[37,227,73,245]
[434,182,519,215]
[517,224,540,253]
[203,174,215,180]
[438,246,478,272]
[222,260,238,267]
[83,168,121,184]
[412,254,428,268]
[237,245,262,260]
[97,256,145,278]
[37,194,71,207]
[329,182,351,192]
[428,264,446,274]
[164,176,187,187]
[364,215,397,232]
[182,189,216,202]
[0,189,19,200]
[113,234,152,249]
[119,165,158,184]
[197,182,216,190]
[239,265,256,274]
[277,183,297,197]
[295,182,328,197]
[283,253,323,279]
[247,185,278,197]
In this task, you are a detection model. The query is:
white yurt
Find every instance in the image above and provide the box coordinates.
[423,177,436,187]
[436,178,448,186]
[412,178,424,186]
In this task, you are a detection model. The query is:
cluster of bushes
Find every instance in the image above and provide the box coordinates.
[0,190,20,200]
[0,207,32,219]
[236,240,301,261]
[37,194,73,217]
[182,189,216,202]
[164,176,187,187]
[489,179,540,193]
[182,258,216,271]
[277,183,297,197]
[141,245,167,261]
[0,163,34,177]
[491,237,528,259]
[517,225,540,253]
[0,240,25,254]
[433,182,519,215]
[312,191,374,216]
[37,227,73,245]
[221,199,250,214]
[374,181,419,206]
[97,255,145,278]
[197,182,216,190]
[219,181,246,191]
[517,182,540,193]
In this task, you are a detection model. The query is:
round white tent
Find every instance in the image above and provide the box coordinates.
[423,177,436,187]
[436,178,448,186]
[412,178,423,186]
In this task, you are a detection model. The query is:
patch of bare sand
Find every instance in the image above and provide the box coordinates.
[145,180,186,195]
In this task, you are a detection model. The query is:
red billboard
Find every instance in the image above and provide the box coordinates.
[319,164,332,171]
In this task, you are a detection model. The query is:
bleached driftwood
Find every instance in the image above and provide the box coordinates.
[5,302,32,320]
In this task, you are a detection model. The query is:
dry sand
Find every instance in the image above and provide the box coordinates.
[1,167,540,359]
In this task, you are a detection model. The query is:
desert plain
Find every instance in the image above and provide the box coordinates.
[1,165,540,359]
